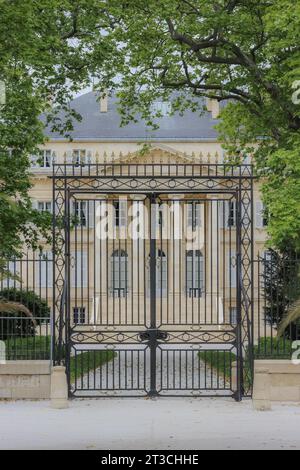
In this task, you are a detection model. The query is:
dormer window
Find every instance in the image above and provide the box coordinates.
[187,202,201,231]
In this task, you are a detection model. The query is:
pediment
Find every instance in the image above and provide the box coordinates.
[111,144,195,165]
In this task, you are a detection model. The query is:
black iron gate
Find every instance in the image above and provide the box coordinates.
[52,163,254,399]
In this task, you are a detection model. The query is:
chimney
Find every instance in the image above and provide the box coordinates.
[100,91,108,113]
[206,98,220,119]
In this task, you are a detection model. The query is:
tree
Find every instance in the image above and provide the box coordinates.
[0,288,50,340]
[0,0,109,270]
[80,0,300,250]
[262,250,300,339]
[1,0,299,253]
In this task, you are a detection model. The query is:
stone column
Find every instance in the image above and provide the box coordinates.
[253,366,271,411]
[50,366,69,409]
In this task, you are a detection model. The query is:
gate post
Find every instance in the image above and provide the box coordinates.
[149,193,158,397]
[235,190,243,402]
[50,366,69,409]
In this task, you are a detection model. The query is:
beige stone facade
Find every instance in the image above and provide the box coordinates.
[25,138,271,343]
[1,92,270,349]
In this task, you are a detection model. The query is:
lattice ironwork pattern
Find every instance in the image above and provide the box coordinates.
[52,163,254,399]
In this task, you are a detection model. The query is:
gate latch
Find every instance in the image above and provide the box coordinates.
[139,330,168,342]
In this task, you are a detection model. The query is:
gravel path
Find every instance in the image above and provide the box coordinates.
[74,346,229,396]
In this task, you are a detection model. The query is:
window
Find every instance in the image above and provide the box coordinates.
[71,252,88,288]
[37,201,52,213]
[219,200,236,228]
[229,307,238,325]
[35,252,53,288]
[73,307,86,325]
[262,250,273,274]
[72,201,87,227]
[72,149,86,165]
[2,260,20,288]
[39,150,52,168]
[186,250,204,297]
[187,202,201,230]
[31,150,54,168]
[256,201,268,228]
[227,201,236,227]
[147,250,167,297]
[113,200,127,228]
[111,250,128,297]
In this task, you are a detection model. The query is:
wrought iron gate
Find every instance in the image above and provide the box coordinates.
[52,163,254,399]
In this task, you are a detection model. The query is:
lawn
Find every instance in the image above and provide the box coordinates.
[3,335,116,382]
[69,350,117,383]
[4,335,51,360]
[198,350,236,380]
[198,337,294,390]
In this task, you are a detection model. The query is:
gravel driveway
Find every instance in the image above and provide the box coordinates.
[73,345,230,396]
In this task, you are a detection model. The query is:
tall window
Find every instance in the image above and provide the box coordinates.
[71,251,88,288]
[186,250,204,297]
[40,150,52,168]
[219,200,237,228]
[227,201,236,227]
[256,201,268,228]
[111,250,128,297]
[147,250,167,297]
[35,252,53,288]
[187,202,201,230]
[113,200,127,228]
[72,201,87,227]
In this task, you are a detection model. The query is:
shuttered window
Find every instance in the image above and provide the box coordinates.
[256,201,268,228]
[186,250,204,297]
[113,199,127,228]
[35,252,53,288]
[110,250,128,297]
[71,251,88,288]
[187,203,201,230]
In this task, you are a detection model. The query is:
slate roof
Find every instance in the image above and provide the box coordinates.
[42,92,220,142]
